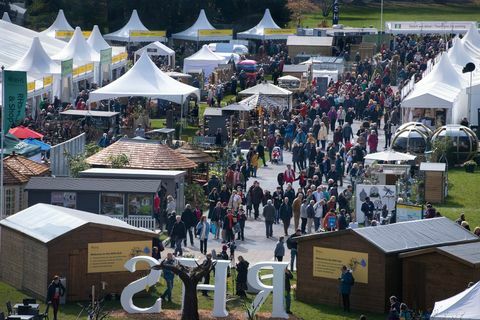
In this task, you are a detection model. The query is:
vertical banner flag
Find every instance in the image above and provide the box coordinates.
[61,59,73,77]
[3,70,27,132]
[332,0,340,25]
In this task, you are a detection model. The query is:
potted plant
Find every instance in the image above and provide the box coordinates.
[463,160,477,173]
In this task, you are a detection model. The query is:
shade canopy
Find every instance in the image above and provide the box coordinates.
[239,82,292,96]
[364,149,417,162]
[183,44,227,77]
[2,12,11,22]
[104,9,148,42]
[172,9,232,41]
[461,24,480,55]
[134,41,175,65]
[237,9,286,40]
[431,281,480,320]
[53,27,99,64]
[87,25,111,53]
[23,138,51,151]
[448,37,478,68]
[9,126,44,139]
[7,37,60,77]
[89,53,200,104]
[40,9,74,38]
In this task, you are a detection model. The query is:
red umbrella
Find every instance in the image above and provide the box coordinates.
[9,126,44,139]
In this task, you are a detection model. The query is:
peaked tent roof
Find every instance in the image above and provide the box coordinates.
[104,9,148,42]
[89,53,200,104]
[364,149,417,162]
[6,37,60,77]
[2,12,11,22]
[172,9,232,41]
[135,41,174,57]
[52,27,99,64]
[430,281,480,320]
[238,9,287,40]
[9,126,44,139]
[448,37,478,68]
[239,82,293,96]
[87,25,111,53]
[0,203,156,243]
[185,44,225,62]
[461,24,480,55]
[40,9,74,38]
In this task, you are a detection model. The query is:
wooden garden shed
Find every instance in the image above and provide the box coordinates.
[400,241,480,312]
[0,203,157,302]
[295,217,479,313]
[420,162,447,204]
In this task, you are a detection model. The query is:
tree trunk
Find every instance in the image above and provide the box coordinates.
[182,282,200,320]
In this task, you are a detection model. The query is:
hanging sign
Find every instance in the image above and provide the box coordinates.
[198,29,233,37]
[2,70,27,132]
[264,28,296,35]
[27,81,35,92]
[61,59,73,77]
[55,30,91,39]
[100,48,112,64]
[129,30,166,37]
[43,76,53,87]
[112,52,128,64]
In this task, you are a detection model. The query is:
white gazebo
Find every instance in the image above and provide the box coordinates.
[364,150,417,162]
[448,36,479,69]
[104,9,166,43]
[461,24,480,56]
[40,9,74,38]
[239,82,293,109]
[52,27,98,65]
[172,9,232,42]
[431,281,480,320]
[87,25,111,53]
[134,41,175,66]
[183,44,226,77]
[237,9,289,40]
[7,37,60,77]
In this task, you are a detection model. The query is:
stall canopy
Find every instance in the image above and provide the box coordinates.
[40,9,74,38]
[172,9,232,41]
[461,24,480,55]
[24,138,51,151]
[239,82,293,97]
[6,37,60,77]
[448,37,478,68]
[364,150,417,162]
[9,126,44,139]
[53,27,99,64]
[237,9,286,40]
[2,12,11,22]
[183,44,226,77]
[134,41,175,66]
[430,281,480,320]
[88,53,200,104]
[87,25,111,53]
[104,9,148,42]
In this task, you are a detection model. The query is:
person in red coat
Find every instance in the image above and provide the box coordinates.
[284,164,295,184]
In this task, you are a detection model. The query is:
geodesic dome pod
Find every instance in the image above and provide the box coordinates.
[396,122,433,138]
[392,127,430,154]
[431,125,479,164]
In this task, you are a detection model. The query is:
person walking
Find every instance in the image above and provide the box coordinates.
[237,207,247,241]
[285,268,294,314]
[306,199,315,234]
[47,275,65,320]
[274,237,286,261]
[287,229,301,271]
[223,209,235,243]
[292,192,303,231]
[279,197,293,236]
[196,216,210,255]
[161,253,176,302]
[211,202,222,240]
[181,204,197,247]
[236,256,249,297]
[170,215,186,256]
[250,181,264,220]
[339,265,354,312]
[263,199,276,238]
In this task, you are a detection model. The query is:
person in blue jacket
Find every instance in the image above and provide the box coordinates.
[339,265,354,312]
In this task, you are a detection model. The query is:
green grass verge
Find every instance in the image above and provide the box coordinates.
[436,168,480,229]
[300,1,480,29]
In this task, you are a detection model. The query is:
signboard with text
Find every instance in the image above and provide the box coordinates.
[112,52,128,64]
[198,29,233,37]
[129,30,166,42]
[264,28,296,35]
[100,48,112,65]
[55,30,91,39]
[61,59,73,77]
[87,241,151,273]
[313,247,368,284]
[396,203,423,222]
[2,70,27,132]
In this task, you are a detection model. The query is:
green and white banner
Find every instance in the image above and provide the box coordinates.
[2,70,27,132]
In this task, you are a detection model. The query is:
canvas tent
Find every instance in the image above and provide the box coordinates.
[7,37,60,77]
[364,150,417,162]
[461,24,480,56]
[134,41,175,66]
[448,37,478,69]
[237,9,289,40]
[172,9,232,42]
[87,25,111,53]
[104,9,161,42]
[430,281,480,320]
[40,9,74,38]
[89,53,200,104]
[183,44,226,77]
[239,82,293,97]
[53,27,99,65]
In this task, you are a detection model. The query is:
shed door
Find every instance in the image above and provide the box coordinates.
[68,249,87,301]
[403,260,426,311]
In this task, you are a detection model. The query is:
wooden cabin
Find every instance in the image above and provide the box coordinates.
[420,162,447,204]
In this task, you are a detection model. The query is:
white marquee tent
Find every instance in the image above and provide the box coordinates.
[448,36,478,69]
[7,37,60,77]
[104,9,161,42]
[134,41,175,66]
[2,12,11,22]
[461,24,480,56]
[172,9,232,42]
[53,27,99,65]
[237,9,286,40]
[239,82,293,97]
[89,53,200,104]
[430,281,480,320]
[87,25,111,53]
[40,9,74,38]
[183,44,226,77]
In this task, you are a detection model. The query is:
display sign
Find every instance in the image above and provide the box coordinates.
[355,184,396,224]
[332,0,339,25]
[55,30,91,39]
[27,81,35,92]
[88,241,151,273]
[43,75,53,87]
[129,30,166,37]
[2,70,27,132]
[100,48,112,64]
[396,203,423,222]
[112,52,128,64]
[264,28,296,35]
[313,247,368,284]
[61,59,73,77]
[51,191,76,208]
[198,29,233,37]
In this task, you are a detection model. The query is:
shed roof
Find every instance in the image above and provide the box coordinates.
[3,163,29,185]
[86,138,197,170]
[0,203,156,243]
[400,242,480,268]
[287,36,333,47]
[283,64,309,73]
[419,162,446,172]
[177,144,215,164]
[4,154,50,177]
[25,177,162,193]
[297,217,478,254]
[79,168,186,178]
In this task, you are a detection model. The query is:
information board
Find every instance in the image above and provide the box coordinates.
[87,241,151,273]
[313,247,368,284]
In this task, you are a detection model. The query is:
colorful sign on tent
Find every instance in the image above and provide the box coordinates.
[198,29,233,37]
[2,70,27,132]
[264,28,296,35]
[129,30,166,37]
[27,82,35,92]
[43,76,53,87]
[61,59,73,77]
[55,30,91,39]
[100,48,112,64]
[112,52,128,64]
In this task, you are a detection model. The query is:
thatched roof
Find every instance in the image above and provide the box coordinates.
[177,143,215,164]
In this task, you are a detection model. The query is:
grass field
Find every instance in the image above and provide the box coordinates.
[300,1,480,29]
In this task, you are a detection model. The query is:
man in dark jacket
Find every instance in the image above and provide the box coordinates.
[361,197,375,225]
[263,199,276,238]
[256,140,267,167]
[170,216,187,256]
[181,204,197,246]
[287,229,301,271]
[236,256,249,297]
[337,209,348,230]
[339,265,354,312]
[279,197,293,236]
[250,181,264,219]
[47,275,65,320]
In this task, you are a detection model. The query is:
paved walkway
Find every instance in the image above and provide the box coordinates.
[164,120,387,266]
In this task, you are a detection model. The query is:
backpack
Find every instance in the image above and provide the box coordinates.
[286,236,293,249]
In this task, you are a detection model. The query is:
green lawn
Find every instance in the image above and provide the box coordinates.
[436,168,480,230]
[300,1,480,29]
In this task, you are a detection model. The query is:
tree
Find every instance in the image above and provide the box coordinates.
[287,0,318,26]
[152,258,215,320]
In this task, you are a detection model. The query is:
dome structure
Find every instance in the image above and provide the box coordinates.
[392,126,431,155]
[431,125,478,164]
